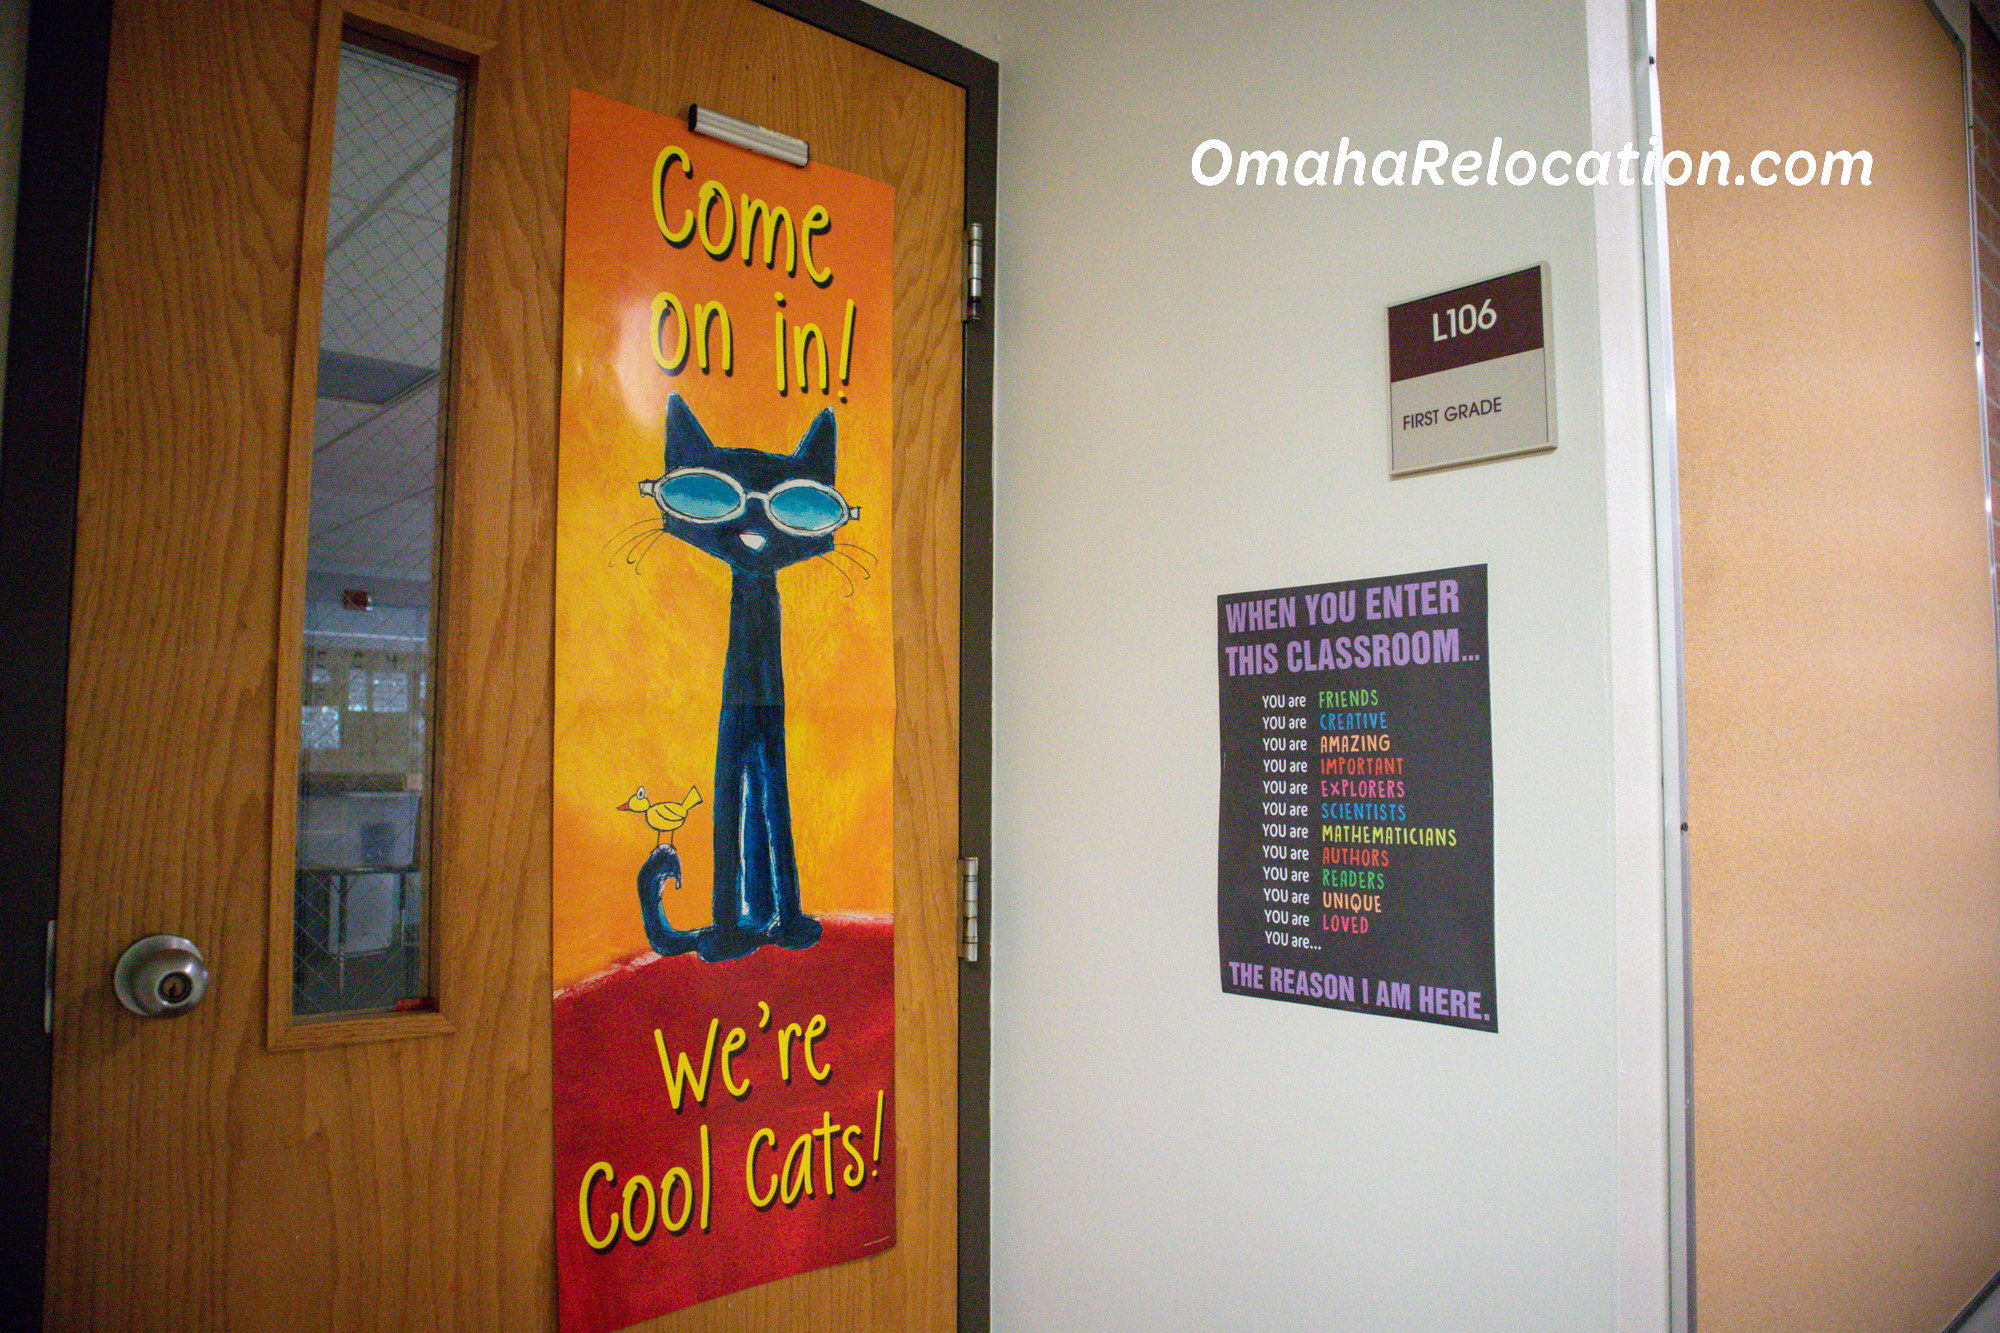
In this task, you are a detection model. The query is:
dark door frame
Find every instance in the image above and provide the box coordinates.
[0,1,113,1329]
[0,1,997,1329]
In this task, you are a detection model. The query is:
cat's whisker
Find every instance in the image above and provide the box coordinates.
[814,553,857,597]
[624,530,666,569]
[834,540,878,567]
[607,526,653,554]
[602,515,660,545]
[607,526,660,564]
[600,521,661,557]
[825,547,873,579]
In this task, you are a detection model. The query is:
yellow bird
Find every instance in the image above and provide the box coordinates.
[617,784,702,845]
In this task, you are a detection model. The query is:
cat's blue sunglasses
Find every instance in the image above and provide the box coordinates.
[640,467,860,537]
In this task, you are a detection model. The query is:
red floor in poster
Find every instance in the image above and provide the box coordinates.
[553,916,895,1333]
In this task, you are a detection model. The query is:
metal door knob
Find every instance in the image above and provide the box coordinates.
[113,935,208,1018]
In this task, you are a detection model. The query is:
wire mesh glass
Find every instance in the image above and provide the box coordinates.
[292,37,464,1018]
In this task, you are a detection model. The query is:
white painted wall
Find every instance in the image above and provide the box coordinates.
[873,0,1669,1327]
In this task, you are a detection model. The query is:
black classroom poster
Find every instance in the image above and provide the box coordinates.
[1216,565,1495,1032]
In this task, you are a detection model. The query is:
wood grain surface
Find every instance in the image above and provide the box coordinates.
[1661,0,2000,1327]
[45,0,963,1327]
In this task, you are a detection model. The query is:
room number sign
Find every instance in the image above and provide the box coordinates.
[1387,264,1553,476]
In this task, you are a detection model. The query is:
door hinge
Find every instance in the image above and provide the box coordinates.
[965,223,985,324]
[958,856,981,964]
[43,919,55,1035]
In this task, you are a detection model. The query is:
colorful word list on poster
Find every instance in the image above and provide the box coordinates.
[1215,565,1495,1031]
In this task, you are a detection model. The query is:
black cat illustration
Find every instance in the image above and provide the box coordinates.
[633,394,861,962]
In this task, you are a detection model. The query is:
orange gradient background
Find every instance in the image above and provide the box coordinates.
[553,91,895,989]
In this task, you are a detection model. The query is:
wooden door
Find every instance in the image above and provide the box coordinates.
[44,0,967,1328]
[1662,0,2000,1327]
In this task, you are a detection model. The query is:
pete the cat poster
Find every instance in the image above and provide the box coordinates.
[552,90,897,1331]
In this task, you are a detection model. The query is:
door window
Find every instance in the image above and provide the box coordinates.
[291,34,467,1018]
